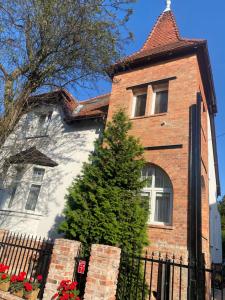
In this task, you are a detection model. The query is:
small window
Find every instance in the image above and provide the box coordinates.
[8,167,25,208]
[154,91,168,114]
[152,84,168,115]
[36,112,52,136]
[32,168,45,182]
[25,184,41,211]
[25,111,52,138]
[25,167,45,211]
[133,93,147,117]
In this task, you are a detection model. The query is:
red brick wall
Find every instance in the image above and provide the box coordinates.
[107,54,210,262]
[43,239,81,300]
[84,244,121,300]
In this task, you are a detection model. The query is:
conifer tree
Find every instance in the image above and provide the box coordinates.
[58,110,149,254]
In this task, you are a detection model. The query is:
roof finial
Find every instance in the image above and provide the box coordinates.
[164,0,171,12]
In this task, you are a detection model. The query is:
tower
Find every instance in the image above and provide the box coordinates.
[107,7,221,265]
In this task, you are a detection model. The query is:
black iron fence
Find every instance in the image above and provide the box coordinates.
[0,231,53,298]
[116,250,224,300]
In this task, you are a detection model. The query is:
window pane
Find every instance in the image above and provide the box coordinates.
[8,168,24,208]
[141,166,153,188]
[134,94,147,117]
[155,168,171,189]
[32,168,45,182]
[154,91,168,114]
[154,193,171,223]
[141,192,151,213]
[8,184,19,208]
[25,184,41,211]
[36,112,52,136]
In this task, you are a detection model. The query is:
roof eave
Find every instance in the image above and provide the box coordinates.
[110,42,217,114]
[196,43,217,114]
[65,113,107,123]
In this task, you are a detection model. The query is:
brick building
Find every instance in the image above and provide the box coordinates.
[0,6,222,264]
[108,7,222,263]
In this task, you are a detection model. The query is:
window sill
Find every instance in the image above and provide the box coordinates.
[25,135,49,140]
[130,113,167,120]
[0,209,43,218]
[148,224,174,230]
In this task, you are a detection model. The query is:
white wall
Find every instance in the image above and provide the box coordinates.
[207,113,222,263]
[0,104,103,237]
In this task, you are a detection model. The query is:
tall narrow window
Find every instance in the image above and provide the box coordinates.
[8,167,24,208]
[133,93,147,117]
[141,165,173,225]
[154,91,168,114]
[25,185,41,211]
[25,168,45,211]
[152,84,169,115]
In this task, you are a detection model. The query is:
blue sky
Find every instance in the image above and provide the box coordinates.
[76,0,225,198]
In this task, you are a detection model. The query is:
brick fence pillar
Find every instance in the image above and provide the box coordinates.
[0,229,9,240]
[43,238,81,300]
[0,229,9,257]
[84,244,121,300]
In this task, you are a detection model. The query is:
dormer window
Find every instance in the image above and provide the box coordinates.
[133,89,147,117]
[152,84,168,115]
[36,112,52,136]
[25,111,52,138]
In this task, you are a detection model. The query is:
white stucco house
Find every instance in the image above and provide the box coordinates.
[0,90,109,238]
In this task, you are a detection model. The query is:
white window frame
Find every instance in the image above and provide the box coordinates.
[132,91,148,118]
[25,167,45,211]
[142,166,173,226]
[151,84,169,115]
[8,166,25,208]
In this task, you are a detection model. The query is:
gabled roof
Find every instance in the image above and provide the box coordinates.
[112,11,205,69]
[68,93,110,122]
[127,11,204,62]
[28,90,110,122]
[8,147,58,167]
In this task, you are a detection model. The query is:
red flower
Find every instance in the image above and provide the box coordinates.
[24,282,33,292]
[0,264,9,273]
[69,282,77,290]
[1,274,7,280]
[60,294,69,300]
[10,275,17,282]
[17,271,26,281]
[52,293,59,299]
[37,275,43,282]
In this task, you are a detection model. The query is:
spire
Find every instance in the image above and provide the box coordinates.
[140,10,180,52]
[112,4,205,71]
[164,0,171,12]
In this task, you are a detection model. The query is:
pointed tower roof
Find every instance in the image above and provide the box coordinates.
[122,10,205,63]
[141,10,180,51]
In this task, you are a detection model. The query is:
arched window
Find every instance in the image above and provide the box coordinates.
[141,165,173,225]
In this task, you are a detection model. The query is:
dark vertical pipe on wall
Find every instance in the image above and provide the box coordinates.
[188,93,204,299]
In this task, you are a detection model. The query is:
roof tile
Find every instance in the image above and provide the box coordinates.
[115,10,204,66]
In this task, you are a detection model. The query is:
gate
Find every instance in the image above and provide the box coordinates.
[116,250,224,300]
[0,231,53,299]
[73,245,90,299]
